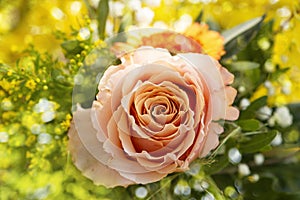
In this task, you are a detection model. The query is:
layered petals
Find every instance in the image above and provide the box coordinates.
[68,46,239,188]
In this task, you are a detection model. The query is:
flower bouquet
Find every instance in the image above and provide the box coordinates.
[0,0,299,199]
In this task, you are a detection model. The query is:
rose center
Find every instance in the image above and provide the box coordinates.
[151,104,167,115]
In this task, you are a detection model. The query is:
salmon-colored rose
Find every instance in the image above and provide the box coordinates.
[68,47,239,188]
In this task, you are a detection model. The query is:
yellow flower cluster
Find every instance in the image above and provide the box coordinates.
[0,0,87,64]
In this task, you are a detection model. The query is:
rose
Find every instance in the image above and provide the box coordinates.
[68,46,239,188]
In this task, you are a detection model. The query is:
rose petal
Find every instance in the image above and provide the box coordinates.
[68,108,133,187]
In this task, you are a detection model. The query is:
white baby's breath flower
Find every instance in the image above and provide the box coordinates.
[254,153,264,165]
[228,148,242,164]
[31,124,43,135]
[239,98,250,110]
[153,21,169,29]
[238,163,251,176]
[271,132,283,146]
[256,106,272,120]
[238,86,246,93]
[0,132,9,143]
[128,0,142,11]
[173,14,193,33]
[135,7,154,27]
[264,60,275,72]
[135,186,148,198]
[201,192,215,200]
[268,115,276,127]
[264,81,275,96]
[78,27,90,40]
[109,1,125,17]
[42,111,56,123]
[273,106,293,128]
[38,133,52,144]
[248,174,260,182]
[281,80,292,95]
[143,0,161,7]
[33,98,55,113]
[1,99,13,111]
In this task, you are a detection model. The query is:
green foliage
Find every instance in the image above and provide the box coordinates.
[222,15,265,59]
[239,130,277,153]
[239,96,268,119]
[97,0,109,40]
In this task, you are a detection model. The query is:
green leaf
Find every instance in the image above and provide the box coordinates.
[203,156,229,175]
[239,96,267,119]
[288,103,300,128]
[237,119,261,131]
[61,40,82,54]
[195,10,203,23]
[97,0,109,40]
[269,67,290,81]
[229,61,261,95]
[239,130,277,153]
[244,163,300,199]
[230,61,260,71]
[222,15,265,59]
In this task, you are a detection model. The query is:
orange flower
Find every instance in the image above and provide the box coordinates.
[184,23,225,60]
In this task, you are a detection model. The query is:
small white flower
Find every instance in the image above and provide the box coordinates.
[238,163,251,177]
[143,0,161,7]
[193,180,209,192]
[268,115,276,127]
[228,148,242,164]
[186,163,201,176]
[78,27,91,40]
[173,14,193,33]
[33,98,55,113]
[1,99,13,111]
[238,86,246,93]
[109,1,125,17]
[31,124,43,135]
[264,81,275,96]
[201,192,215,200]
[32,186,50,200]
[271,132,283,146]
[70,1,82,15]
[270,0,279,4]
[248,174,260,182]
[38,133,52,144]
[256,106,272,120]
[42,111,56,123]
[277,7,291,18]
[0,132,9,143]
[239,98,250,110]
[174,183,191,196]
[128,0,142,11]
[89,0,100,8]
[105,19,114,36]
[135,186,148,198]
[51,7,64,20]
[254,153,264,165]
[273,106,293,128]
[135,7,154,27]
[264,60,275,73]
[258,37,271,50]
[153,21,169,29]
[281,80,292,95]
